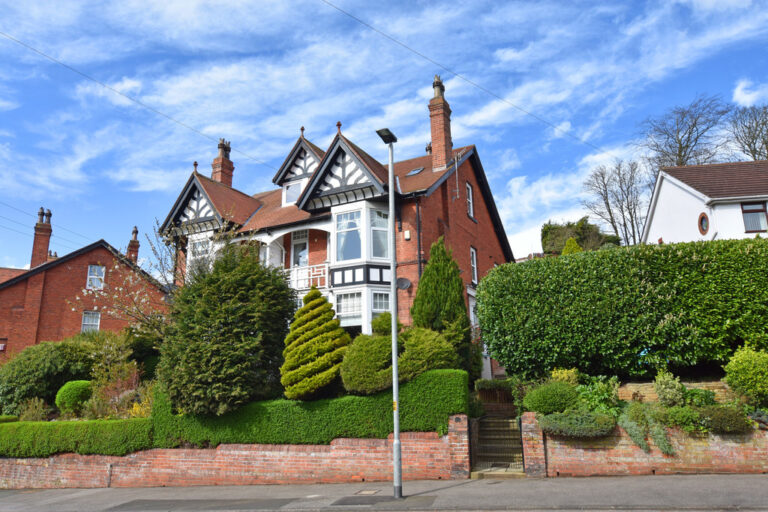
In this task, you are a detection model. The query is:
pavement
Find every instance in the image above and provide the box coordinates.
[1,474,767,511]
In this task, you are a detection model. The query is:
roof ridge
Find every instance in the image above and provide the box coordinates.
[665,159,768,170]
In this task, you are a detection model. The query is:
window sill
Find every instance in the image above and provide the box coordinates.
[745,230,767,233]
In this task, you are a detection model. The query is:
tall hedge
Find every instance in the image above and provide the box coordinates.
[477,238,768,378]
[158,243,295,416]
[280,287,350,400]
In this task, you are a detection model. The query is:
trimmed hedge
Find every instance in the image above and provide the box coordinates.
[0,416,18,424]
[152,369,468,447]
[0,418,152,457]
[523,382,579,414]
[477,238,768,378]
[55,380,92,416]
[538,411,616,438]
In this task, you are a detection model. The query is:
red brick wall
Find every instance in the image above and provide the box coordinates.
[0,247,166,362]
[521,412,768,477]
[0,415,469,489]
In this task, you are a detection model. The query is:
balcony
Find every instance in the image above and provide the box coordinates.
[284,263,329,291]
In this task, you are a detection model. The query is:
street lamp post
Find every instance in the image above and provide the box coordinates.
[376,127,401,500]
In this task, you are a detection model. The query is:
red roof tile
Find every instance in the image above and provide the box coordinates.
[195,172,263,225]
[237,189,328,234]
[0,267,26,284]
[394,146,474,194]
[665,160,768,199]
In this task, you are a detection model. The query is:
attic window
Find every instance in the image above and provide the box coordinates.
[406,167,424,176]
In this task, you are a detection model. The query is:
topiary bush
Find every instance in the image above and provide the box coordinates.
[560,237,583,255]
[724,346,768,407]
[477,238,768,379]
[538,411,616,438]
[281,287,351,400]
[0,337,93,415]
[523,381,579,414]
[0,416,18,424]
[700,406,753,434]
[654,371,686,407]
[55,381,92,416]
[340,327,459,395]
[371,312,403,336]
[158,243,295,416]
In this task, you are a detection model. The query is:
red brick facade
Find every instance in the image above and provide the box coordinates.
[0,415,469,489]
[521,412,768,477]
[0,234,166,361]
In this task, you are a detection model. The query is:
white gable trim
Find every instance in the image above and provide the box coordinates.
[641,172,711,243]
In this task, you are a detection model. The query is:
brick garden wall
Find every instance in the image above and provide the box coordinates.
[0,415,469,489]
[617,381,736,403]
[521,412,768,477]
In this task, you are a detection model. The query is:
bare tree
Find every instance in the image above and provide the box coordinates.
[638,95,731,174]
[727,105,768,161]
[583,160,646,246]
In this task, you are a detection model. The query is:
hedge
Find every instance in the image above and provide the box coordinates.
[152,369,468,447]
[0,418,152,457]
[477,238,768,378]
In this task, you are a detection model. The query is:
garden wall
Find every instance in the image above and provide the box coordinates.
[0,415,469,489]
[617,380,735,402]
[521,413,768,477]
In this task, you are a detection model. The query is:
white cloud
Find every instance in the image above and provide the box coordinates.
[732,79,768,106]
[550,121,571,139]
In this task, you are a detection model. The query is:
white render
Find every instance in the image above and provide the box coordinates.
[642,171,767,244]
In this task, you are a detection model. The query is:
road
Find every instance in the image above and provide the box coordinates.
[1,474,767,511]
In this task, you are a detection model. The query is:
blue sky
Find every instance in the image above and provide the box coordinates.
[2,0,768,268]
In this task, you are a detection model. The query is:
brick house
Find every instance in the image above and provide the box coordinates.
[161,77,513,378]
[0,209,167,361]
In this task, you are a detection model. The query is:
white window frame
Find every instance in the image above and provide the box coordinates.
[291,230,309,267]
[470,246,478,285]
[81,310,101,332]
[371,290,390,316]
[86,265,105,290]
[282,178,308,207]
[334,209,363,263]
[336,290,363,327]
[466,182,475,218]
[369,210,389,260]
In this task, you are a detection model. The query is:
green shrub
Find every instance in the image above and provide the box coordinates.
[341,328,458,395]
[619,402,674,455]
[55,381,92,416]
[664,406,705,434]
[700,406,753,434]
[18,398,50,422]
[724,346,768,407]
[468,393,485,418]
[411,237,474,378]
[577,376,622,417]
[560,237,583,255]
[158,243,295,416]
[0,416,18,424]
[684,388,717,407]
[0,338,93,415]
[538,411,616,438]
[550,368,580,385]
[654,371,686,407]
[475,379,513,391]
[371,312,403,336]
[523,381,579,414]
[649,423,675,455]
[618,412,650,452]
[152,369,468,448]
[477,238,768,378]
[0,418,152,457]
[281,287,351,400]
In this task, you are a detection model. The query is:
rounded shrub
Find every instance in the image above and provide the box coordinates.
[700,406,753,434]
[55,380,92,416]
[523,381,579,414]
[538,411,616,438]
[281,287,351,400]
[724,346,768,407]
[654,371,686,407]
[399,328,459,381]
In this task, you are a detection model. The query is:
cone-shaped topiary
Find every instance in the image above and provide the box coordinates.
[280,287,351,400]
[561,237,583,255]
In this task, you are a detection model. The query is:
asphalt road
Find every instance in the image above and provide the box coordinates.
[1,474,767,511]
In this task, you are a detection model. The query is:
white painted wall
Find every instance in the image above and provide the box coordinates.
[713,203,755,240]
[644,178,710,244]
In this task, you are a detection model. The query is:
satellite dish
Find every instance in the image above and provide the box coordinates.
[396,277,411,290]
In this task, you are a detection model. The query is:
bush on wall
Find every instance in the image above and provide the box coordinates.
[158,243,295,416]
[724,345,768,407]
[477,238,768,379]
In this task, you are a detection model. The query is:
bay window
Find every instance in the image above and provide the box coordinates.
[370,210,388,259]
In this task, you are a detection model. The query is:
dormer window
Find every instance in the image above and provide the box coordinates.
[283,179,307,206]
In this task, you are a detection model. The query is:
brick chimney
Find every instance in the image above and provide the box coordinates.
[127,226,140,263]
[31,207,52,268]
[429,75,452,171]
[211,138,234,187]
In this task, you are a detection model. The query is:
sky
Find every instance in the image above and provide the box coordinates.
[2,0,768,269]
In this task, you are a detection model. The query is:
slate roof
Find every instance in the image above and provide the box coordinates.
[665,160,768,199]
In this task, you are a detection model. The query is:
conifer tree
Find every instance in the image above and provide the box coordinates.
[561,237,584,255]
[280,287,351,400]
[411,237,473,374]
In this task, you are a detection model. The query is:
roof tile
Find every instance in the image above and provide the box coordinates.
[665,160,768,199]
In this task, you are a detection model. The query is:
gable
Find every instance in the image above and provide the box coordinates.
[298,136,387,211]
[180,187,215,223]
[283,147,319,183]
[161,175,223,236]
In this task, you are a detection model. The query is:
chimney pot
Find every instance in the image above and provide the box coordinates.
[127,226,140,263]
[31,207,52,267]
[44,209,52,224]
[37,207,44,224]
[211,139,234,187]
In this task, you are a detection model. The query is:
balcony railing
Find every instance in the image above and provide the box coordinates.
[285,263,329,290]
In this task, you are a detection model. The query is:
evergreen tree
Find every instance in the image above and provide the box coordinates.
[561,237,584,255]
[281,287,351,400]
[411,237,473,376]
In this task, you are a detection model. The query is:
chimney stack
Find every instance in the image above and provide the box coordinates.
[211,138,234,187]
[428,75,452,171]
[31,207,52,268]
[127,226,140,263]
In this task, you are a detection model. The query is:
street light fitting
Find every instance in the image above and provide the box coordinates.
[376,128,398,144]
